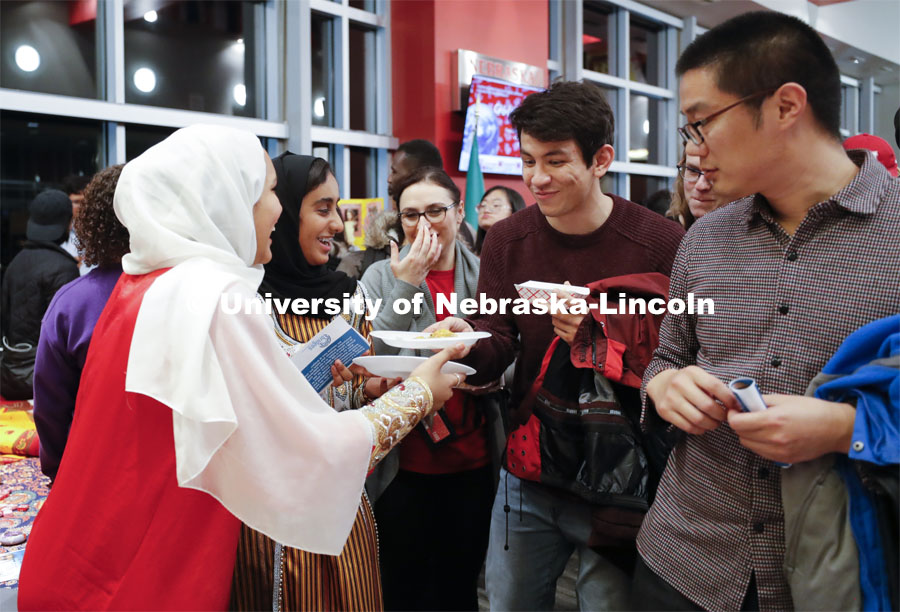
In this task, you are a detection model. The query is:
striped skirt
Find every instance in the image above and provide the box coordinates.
[230,495,383,611]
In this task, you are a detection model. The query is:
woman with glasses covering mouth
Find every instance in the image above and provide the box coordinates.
[667,152,730,229]
[474,185,526,256]
[361,166,504,612]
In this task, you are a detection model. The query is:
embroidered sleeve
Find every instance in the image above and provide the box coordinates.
[358,376,433,469]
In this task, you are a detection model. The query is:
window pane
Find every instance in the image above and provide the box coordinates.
[583,3,613,75]
[311,14,336,127]
[349,147,374,198]
[312,142,335,164]
[629,18,663,86]
[840,85,851,133]
[124,1,262,117]
[348,0,377,12]
[629,175,670,209]
[549,0,560,62]
[1,1,98,99]
[601,172,616,195]
[349,25,376,132]
[1,111,102,266]
[629,94,662,165]
[125,125,177,161]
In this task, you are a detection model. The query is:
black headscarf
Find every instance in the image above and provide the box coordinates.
[260,152,357,317]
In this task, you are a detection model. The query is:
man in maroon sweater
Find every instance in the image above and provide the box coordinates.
[431,81,684,610]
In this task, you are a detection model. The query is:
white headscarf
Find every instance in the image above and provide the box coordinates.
[115,124,267,441]
[112,125,374,554]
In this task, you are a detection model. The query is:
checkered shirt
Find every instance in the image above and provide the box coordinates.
[638,150,900,611]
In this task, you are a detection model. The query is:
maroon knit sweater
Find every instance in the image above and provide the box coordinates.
[464,195,684,427]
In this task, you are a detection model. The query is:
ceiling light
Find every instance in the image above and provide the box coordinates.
[15,45,40,72]
[628,148,649,161]
[133,67,156,93]
[643,119,650,135]
[314,96,326,118]
[233,84,246,106]
[144,10,158,23]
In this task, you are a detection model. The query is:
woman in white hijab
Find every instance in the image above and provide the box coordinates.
[18,125,464,611]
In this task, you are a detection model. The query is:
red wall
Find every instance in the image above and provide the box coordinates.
[392,0,550,206]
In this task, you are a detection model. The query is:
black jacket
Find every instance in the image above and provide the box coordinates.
[2,241,78,345]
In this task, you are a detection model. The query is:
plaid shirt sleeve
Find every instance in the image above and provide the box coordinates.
[640,235,701,429]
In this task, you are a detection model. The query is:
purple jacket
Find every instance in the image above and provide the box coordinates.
[33,265,122,481]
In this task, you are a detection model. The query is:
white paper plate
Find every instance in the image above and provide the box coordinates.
[370,330,491,350]
[352,356,476,379]
[514,280,590,304]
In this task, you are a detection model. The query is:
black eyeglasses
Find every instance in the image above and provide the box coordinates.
[678,88,777,145]
[676,164,705,183]
[399,202,458,227]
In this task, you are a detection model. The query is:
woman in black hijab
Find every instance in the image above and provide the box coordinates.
[231,153,386,610]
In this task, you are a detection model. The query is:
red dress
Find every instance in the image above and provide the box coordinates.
[18,270,240,610]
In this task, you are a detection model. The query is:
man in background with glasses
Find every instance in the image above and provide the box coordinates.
[636,11,900,611]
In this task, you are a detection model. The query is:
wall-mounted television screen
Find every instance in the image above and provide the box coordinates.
[457,74,543,176]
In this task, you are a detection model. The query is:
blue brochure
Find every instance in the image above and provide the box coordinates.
[290,317,370,393]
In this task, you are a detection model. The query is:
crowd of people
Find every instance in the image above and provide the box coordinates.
[0,9,897,612]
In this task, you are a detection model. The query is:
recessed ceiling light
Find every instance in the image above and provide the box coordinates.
[144,10,158,23]
[133,67,157,93]
[233,84,246,106]
[15,45,40,72]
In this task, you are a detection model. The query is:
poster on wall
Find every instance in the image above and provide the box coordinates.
[458,74,543,176]
[340,198,385,249]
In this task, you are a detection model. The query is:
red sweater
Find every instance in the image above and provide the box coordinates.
[465,196,684,427]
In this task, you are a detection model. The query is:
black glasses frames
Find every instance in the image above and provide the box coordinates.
[398,202,458,226]
[678,88,778,145]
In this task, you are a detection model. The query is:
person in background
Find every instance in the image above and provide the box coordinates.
[361,166,503,611]
[387,139,444,203]
[642,189,673,218]
[667,153,733,229]
[17,125,464,610]
[33,164,127,482]
[843,133,899,177]
[1,190,78,400]
[338,209,402,281]
[60,174,92,273]
[474,186,525,255]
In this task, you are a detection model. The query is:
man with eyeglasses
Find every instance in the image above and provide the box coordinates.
[427,80,685,611]
[635,11,900,611]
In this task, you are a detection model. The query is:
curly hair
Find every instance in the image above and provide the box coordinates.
[74,164,129,267]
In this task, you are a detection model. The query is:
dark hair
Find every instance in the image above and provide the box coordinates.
[396,139,444,170]
[393,166,460,207]
[306,157,335,194]
[62,174,92,196]
[894,107,899,149]
[677,11,842,138]
[73,164,129,267]
[509,80,614,167]
[474,186,526,254]
[643,189,672,218]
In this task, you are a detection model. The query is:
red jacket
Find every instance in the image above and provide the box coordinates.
[569,273,670,388]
